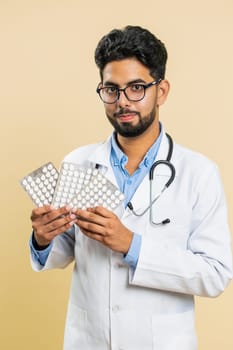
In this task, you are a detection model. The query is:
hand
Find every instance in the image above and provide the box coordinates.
[30,205,77,247]
[74,206,133,254]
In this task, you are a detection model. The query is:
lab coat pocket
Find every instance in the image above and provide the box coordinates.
[63,303,87,349]
[152,310,197,350]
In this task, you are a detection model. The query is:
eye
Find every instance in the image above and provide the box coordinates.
[130,84,144,92]
[103,86,118,94]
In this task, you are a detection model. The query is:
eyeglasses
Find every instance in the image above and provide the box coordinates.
[96,79,161,104]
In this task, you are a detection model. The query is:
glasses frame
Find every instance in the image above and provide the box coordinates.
[96,79,162,104]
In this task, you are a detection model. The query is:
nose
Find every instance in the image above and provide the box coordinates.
[117,89,131,108]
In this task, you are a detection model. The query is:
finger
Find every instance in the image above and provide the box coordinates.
[34,219,76,245]
[31,204,54,220]
[81,229,104,242]
[44,213,77,233]
[75,208,106,226]
[34,211,76,236]
[88,206,114,218]
[76,216,105,236]
[75,206,114,220]
[46,219,76,238]
[32,205,72,224]
[43,206,72,223]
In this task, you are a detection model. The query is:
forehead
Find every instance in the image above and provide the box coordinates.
[102,58,152,84]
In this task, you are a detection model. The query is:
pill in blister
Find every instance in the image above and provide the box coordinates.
[119,194,124,201]
[20,162,59,207]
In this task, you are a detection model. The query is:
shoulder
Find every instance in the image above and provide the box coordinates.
[173,142,220,180]
[62,137,112,166]
[171,142,226,201]
[63,143,102,164]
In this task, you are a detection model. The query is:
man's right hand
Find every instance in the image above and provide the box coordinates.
[30,205,77,248]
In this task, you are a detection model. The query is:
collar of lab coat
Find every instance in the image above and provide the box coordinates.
[86,129,175,177]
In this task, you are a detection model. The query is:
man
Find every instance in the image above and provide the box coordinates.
[30,26,232,350]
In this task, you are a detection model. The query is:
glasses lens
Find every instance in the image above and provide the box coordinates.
[124,84,145,101]
[100,87,118,103]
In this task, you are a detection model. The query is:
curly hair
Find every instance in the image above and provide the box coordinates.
[95,25,167,81]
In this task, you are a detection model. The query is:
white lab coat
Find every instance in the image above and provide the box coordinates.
[30,131,232,350]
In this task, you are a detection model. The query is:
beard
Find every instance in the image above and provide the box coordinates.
[106,105,157,137]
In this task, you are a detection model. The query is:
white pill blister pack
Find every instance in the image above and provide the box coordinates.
[52,162,125,210]
[20,162,59,207]
[20,161,124,211]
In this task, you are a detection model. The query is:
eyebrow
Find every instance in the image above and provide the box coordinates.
[103,79,147,87]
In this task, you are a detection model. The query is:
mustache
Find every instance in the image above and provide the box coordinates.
[113,108,140,118]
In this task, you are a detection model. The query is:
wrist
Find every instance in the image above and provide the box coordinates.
[32,232,50,251]
[123,230,134,255]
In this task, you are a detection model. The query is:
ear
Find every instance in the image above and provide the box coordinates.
[157,79,170,106]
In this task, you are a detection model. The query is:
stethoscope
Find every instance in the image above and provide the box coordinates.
[127,133,176,226]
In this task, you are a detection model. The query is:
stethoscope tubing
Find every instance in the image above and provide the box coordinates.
[127,133,176,225]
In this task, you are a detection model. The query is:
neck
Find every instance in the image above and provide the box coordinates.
[117,121,160,156]
[116,120,160,174]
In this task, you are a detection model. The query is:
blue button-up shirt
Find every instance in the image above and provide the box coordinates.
[110,127,162,268]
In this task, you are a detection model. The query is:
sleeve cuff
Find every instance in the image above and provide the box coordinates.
[123,233,142,269]
[29,233,53,266]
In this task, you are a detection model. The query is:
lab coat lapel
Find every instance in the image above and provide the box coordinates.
[86,136,117,184]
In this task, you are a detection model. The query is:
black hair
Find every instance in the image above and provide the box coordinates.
[95,25,167,81]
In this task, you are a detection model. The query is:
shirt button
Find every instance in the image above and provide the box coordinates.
[127,179,132,185]
[115,262,124,268]
[112,305,120,313]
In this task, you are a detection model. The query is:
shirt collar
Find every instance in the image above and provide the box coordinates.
[110,123,163,169]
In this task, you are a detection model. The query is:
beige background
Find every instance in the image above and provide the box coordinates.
[0,1,232,349]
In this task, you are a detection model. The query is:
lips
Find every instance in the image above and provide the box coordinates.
[115,109,138,122]
[118,113,137,122]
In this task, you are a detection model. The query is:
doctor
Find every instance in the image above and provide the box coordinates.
[30,26,232,350]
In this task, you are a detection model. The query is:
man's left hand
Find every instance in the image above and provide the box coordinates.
[73,206,133,254]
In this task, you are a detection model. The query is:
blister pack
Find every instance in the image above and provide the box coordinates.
[20,161,124,210]
[20,162,59,207]
[52,162,124,210]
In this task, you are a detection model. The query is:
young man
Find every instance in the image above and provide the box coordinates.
[30,26,232,350]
